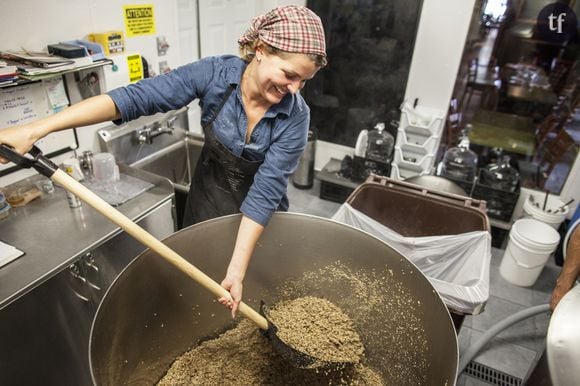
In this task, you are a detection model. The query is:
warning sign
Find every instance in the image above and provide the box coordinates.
[124,5,156,37]
[127,54,144,83]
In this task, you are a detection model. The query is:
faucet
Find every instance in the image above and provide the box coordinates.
[78,150,94,176]
[136,122,174,144]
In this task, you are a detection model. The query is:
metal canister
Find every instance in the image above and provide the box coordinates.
[60,158,83,209]
[292,129,316,189]
[66,190,82,208]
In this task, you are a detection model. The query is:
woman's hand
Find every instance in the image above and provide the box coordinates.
[219,273,243,318]
[218,216,265,318]
[0,124,42,163]
[0,94,121,163]
[550,277,575,311]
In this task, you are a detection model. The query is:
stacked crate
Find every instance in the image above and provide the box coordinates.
[391,104,445,180]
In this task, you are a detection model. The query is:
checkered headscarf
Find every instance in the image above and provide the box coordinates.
[238,6,326,58]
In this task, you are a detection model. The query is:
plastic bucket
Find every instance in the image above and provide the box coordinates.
[522,194,569,229]
[500,218,560,287]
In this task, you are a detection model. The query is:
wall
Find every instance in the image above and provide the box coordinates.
[0,0,183,75]
[403,0,476,113]
[0,0,186,185]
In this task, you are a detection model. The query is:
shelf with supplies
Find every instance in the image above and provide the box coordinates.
[0,58,114,178]
[0,59,114,88]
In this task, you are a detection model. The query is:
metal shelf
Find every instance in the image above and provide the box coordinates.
[0,58,113,87]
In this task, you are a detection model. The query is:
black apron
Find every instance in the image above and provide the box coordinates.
[182,85,288,227]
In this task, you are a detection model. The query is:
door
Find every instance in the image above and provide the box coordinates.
[198,0,257,57]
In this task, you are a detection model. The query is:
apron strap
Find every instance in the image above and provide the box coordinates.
[203,85,235,130]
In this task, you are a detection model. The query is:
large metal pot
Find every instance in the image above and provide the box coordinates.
[90,213,458,385]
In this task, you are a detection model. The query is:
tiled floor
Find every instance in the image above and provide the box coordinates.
[286,177,561,385]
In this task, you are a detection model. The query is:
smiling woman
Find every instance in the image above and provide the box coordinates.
[240,45,319,113]
[0,5,327,324]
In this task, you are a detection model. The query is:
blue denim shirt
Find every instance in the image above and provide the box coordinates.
[108,55,310,225]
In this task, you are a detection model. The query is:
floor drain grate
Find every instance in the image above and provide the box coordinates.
[464,361,523,386]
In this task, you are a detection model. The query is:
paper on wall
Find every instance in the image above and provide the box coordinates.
[43,77,69,113]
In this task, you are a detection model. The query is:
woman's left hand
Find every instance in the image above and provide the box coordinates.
[550,276,575,311]
[219,274,243,318]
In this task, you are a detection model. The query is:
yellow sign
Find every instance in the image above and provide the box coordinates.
[124,5,156,37]
[127,54,143,83]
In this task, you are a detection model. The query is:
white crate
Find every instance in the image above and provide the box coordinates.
[391,104,445,180]
[396,105,445,157]
[394,146,435,169]
[390,163,432,180]
[396,127,441,154]
[398,104,445,137]
[390,146,436,180]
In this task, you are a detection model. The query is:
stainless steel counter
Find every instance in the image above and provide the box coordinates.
[0,166,175,310]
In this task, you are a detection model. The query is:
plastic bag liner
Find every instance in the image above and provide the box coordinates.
[332,203,491,315]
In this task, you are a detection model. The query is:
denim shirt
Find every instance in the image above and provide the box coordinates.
[107,55,310,226]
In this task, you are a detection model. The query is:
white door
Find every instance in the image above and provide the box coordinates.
[199,0,257,57]
[198,0,307,57]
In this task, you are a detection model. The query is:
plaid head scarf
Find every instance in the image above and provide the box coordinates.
[238,5,326,58]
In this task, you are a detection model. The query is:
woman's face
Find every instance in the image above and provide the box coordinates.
[253,48,319,105]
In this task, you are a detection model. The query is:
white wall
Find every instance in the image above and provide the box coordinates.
[0,0,184,185]
[403,0,476,112]
[0,0,183,75]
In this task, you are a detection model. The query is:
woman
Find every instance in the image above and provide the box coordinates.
[0,5,327,317]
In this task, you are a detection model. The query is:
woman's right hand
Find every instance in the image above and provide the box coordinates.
[0,95,120,164]
[0,123,42,163]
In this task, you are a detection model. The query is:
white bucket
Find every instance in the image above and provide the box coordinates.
[500,218,560,287]
[522,194,570,230]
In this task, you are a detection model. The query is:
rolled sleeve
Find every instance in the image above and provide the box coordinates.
[107,58,216,123]
[240,112,310,225]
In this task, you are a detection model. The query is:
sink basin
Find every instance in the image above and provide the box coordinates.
[129,137,204,193]
[96,109,203,228]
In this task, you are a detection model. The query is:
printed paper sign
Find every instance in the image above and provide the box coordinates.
[43,77,69,112]
[124,5,156,37]
[127,54,144,83]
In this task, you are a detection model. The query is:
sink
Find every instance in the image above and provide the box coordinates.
[129,137,204,193]
[96,108,204,228]
[97,108,203,193]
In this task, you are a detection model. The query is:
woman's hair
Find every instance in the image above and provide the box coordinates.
[239,40,327,68]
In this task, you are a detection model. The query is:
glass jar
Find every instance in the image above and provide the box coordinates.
[480,155,520,192]
[365,123,394,163]
[437,136,478,182]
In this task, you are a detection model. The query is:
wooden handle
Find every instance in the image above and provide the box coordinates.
[51,169,268,330]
